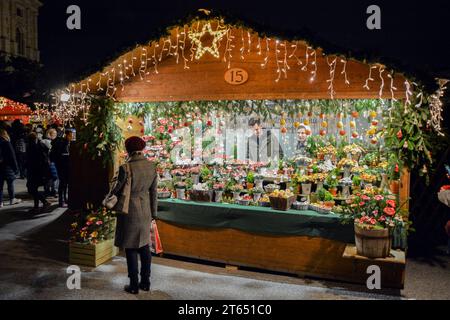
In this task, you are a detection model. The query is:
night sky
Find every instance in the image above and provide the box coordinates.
[38,0,450,90]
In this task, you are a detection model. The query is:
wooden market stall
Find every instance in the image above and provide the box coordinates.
[0,97,32,123]
[65,16,424,288]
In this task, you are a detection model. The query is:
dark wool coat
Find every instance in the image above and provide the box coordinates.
[113,154,158,249]
[0,137,18,180]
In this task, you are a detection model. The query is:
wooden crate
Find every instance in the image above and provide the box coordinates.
[69,239,119,267]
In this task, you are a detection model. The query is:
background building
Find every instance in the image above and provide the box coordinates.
[0,0,41,61]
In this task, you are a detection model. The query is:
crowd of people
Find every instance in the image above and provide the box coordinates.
[0,119,72,212]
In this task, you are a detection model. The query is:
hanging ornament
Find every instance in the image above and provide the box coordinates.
[303,119,310,126]
[188,22,227,60]
[319,130,327,136]
[370,110,377,118]
[281,127,287,134]
[321,121,328,128]
[339,130,347,136]
[294,121,300,128]
[371,120,379,126]
[350,121,356,128]
[337,121,344,129]
[352,131,359,139]
[351,111,359,118]
[280,118,286,126]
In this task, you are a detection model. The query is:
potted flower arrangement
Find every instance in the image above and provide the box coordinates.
[157,180,173,199]
[325,171,339,196]
[231,184,244,200]
[200,165,212,183]
[343,144,365,161]
[246,171,255,190]
[190,166,201,185]
[213,182,225,203]
[341,192,407,258]
[250,187,264,202]
[352,175,362,192]
[174,181,187,200]
[69,207,119,267]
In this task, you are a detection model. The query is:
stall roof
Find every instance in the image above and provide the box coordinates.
[0,97,31,115]
[70,10,442,96]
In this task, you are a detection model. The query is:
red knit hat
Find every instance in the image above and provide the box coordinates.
[125,136,146,153]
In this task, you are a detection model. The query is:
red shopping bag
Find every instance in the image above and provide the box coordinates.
[150,220,163,254]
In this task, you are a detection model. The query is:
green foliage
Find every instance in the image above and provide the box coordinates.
[247,171,255,184]
[383,100,447,183]
[77,97,124,168]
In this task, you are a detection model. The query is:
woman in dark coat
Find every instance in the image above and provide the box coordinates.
[112,136,157,294]
[0,128,21,207]
[26,133,51,212]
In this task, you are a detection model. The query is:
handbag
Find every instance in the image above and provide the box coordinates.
[150,220,163,254]
[102,163,132,214]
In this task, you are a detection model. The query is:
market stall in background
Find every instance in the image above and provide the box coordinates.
[36,13,448,289]
[0,96,32,123]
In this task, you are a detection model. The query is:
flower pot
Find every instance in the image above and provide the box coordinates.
[330,188,338,197]
[191,174,200,185]
[316,181,324,192]
[390,180,400,195]
[342,185,351,198]
[324,200,335,208]
[247,183,254,190]
[176,188,186,200]
[253,193,262,202]
[354,224,391,258]
[301,183,312,195]
[214,190,223,203]
[233,192,241,200]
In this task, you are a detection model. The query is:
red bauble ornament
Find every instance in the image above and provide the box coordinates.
[339,130,346,136]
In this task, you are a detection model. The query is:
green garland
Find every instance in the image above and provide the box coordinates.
[116,99,383,121]
[77,97,124,167]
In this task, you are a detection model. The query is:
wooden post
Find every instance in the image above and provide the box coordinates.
[399,168,410,211]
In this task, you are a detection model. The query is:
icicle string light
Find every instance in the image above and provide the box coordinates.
[340,58,350,85]
[326,56,337,99]
[428,79,448,136]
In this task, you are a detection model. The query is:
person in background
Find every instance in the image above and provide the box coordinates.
[295,124,312,157]
[113,136,158,294]
[11,121,27,179]
[26,132,51,213]
[50,129,72,207]
[42,129,58,198]
[0,128,22,207]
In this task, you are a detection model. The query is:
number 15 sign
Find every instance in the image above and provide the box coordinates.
[224,68,249,85]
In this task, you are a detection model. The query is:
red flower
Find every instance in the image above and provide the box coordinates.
[386,200,396,208]
[359,202,366,207]
[383,207,396,216]
[361,195,370,201]
[370,218,377,225]
[379,216,386,222]
[396,130,403,140]
[158,126,165,133]
[395,164,399,173]
[207,120,213,127]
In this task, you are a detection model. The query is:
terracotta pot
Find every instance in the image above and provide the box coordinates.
[330,188,338,196]
[354,224,391,258]
[246,183,254,190]
[390,180,400,195]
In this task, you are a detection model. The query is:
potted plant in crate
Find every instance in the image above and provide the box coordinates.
[340,192,407,258]
[69,206,119,267]
[326,170,339,196]
[231,184,244,200]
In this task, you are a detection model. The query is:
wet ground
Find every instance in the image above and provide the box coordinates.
[0,180,449,300]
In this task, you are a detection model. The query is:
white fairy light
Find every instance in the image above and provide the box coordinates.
[363,65,377,90]
[428,79,448,136]
[326,56,337,99]
[240,29,245,60]
[378,66,385,100]
[261,38,270,69]
[180,26,190,69]
[289,41,303,67]
[386,71,398,101]
[340,58,350,85]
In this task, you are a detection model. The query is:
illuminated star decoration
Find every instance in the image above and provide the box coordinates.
[188,22,227,60]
